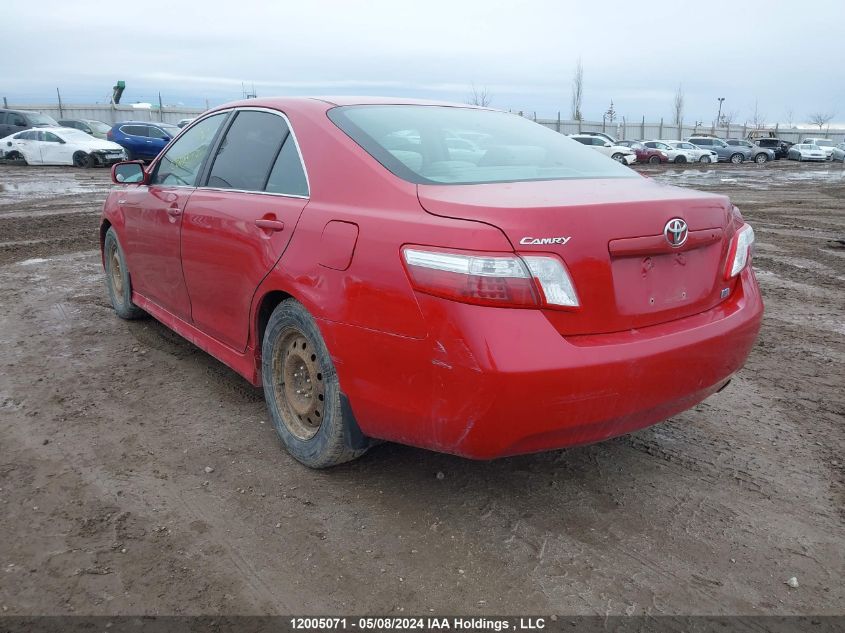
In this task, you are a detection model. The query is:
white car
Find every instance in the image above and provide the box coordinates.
[832,143,845,162]
[660,140,718,164]
[568,134,637,165]
[801,138,835,160]
[0,127,126,166]
[787,143,827,162]
[642,140,696,164]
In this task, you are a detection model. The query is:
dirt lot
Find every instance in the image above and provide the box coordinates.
[0,161,843,616]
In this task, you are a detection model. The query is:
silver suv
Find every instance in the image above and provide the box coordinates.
[687,136,750,163]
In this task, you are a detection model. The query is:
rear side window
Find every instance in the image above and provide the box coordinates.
[265,137,309,196]
[206,111,289,191]
[121,125,148,137]
[151,113,227,187]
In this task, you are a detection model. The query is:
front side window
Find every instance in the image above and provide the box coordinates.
[151,113,227,187]
[10,114,26,127]
[206,110,290,191]
[329,105,636,184]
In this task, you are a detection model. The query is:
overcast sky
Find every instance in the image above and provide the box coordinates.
[3,0,843,125]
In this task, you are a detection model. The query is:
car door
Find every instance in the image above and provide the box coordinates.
[38,131,73,164]
[7,112,28,136]
[180,108,309,351]
[119,113,229,321]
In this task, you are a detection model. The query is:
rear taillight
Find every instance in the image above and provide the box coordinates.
[107,130,113,140]
[402,247,579,309]
[725,224,755,279]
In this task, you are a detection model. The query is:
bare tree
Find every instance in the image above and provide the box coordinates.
[750,99,766,129]
[719,109,737,128]
[466,83,492,107]
[784,107,795,128]
[672,84,684,126]
[808,111,835,130]
[570,58,584,121]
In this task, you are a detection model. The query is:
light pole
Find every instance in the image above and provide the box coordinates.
[716,97,725,127]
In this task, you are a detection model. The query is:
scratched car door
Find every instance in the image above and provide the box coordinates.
[180,109,309,351]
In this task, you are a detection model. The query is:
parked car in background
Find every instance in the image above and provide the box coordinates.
[569,134,637,164]
[661,140,717,163]
[0,109,59,137]
[687,137,750,163]
[787,143,827,161]
[832,143,845,162]
[642,140,695,164]
[801,138,835,159]
[577,131,617,144]
[107,121,182,161]
[726,139,775,163]
[615,140,668,164]
[754,137,793,159]
[58,119,112,140]
[0,127,125,166]
[177,118,196,128]
[101,97,762,467]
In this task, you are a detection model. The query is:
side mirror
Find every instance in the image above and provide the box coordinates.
[604,142,612,147]
[58,139,66,144]
[112,161,147,185]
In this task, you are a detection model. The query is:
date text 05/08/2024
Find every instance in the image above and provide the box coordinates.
[290,617,549,631]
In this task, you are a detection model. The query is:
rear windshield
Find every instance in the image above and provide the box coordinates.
[328,105,638,185]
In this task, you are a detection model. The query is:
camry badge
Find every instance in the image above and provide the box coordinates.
[664,218,688,248]
[519,236,572,245]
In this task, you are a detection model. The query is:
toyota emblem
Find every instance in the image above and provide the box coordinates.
[664,218,688,247]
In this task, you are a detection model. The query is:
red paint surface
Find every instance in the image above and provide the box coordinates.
[101,97,764,459]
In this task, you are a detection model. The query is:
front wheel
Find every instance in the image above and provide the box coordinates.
[699,155,712,163]
[730,153,744,164]
[73,151,95,168]
[262,299,370,468]
[674,155,687,164]
[611,153,625,163]
[755,153,768,164]
[648,155,661,164]
[103,228,146,320]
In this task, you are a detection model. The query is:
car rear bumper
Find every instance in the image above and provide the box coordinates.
[321,267,763,459]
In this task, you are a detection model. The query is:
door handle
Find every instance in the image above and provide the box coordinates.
[255,219,285,232]
[167,207,182,217]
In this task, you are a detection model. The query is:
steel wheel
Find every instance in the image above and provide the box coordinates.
[272,329,325,441]
[109,245,124,302]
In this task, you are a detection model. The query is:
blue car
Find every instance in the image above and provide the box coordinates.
[107,120,182,161]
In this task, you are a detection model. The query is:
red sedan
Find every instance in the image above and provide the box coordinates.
[617,140,669,164]
[101,97,763,467]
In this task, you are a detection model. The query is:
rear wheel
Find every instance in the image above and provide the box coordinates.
[103,228,146,320]
[730,153,744,164]
[262,299,369,468]
[674,154,687,164]
[5,151,27,165]
[648,155,661,164]
[755,153,768,164]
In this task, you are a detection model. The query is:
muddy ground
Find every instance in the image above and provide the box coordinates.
[0,161,842,616]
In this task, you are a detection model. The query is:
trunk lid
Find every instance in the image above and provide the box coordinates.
[417,177,739,335]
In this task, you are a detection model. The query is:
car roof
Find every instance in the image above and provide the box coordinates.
[207,96,485,115]
[117,120,178,126]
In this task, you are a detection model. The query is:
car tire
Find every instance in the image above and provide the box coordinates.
[755,153,768,164]
[103,228,146,320]
[674,155,687,164]
[262,299,370,468]
[648,155,661,164]
[730,153,744,164]
[123,147,134,161]
[699,155,711,163]
[611,153,625,163]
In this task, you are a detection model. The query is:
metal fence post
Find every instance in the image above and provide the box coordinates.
[659,117,663,138]
[556,111,560,133]
[641,116,645,140]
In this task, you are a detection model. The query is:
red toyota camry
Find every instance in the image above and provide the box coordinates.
[101,97,763,468]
